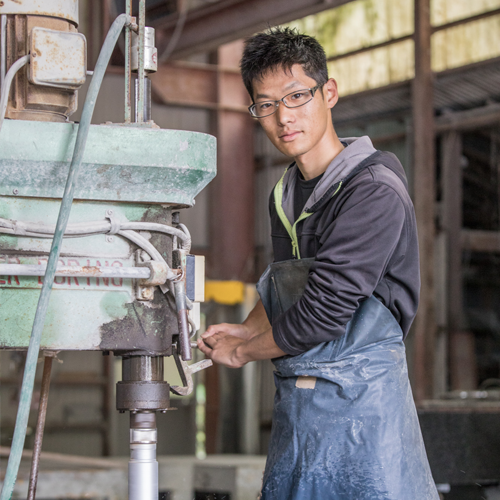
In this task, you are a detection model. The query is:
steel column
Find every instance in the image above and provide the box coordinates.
[27,355,53,500]
[124,0,132,123]
[442,131,462,338]
[412,0,436,402]
[210,41,255,281]
[203,43,255,456]
[442,131,477,390]
[442,131,478,390]
[128,412,158,500]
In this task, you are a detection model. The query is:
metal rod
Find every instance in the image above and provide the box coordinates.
[174,280,192,361]
[144,76,151,121]
[27,355,53,500]
[134,76,151,122]
[137,0,146,123]
[129,412,158,500]
[0,15,6,89]
[125,0,132,122]
[0,264,151,279]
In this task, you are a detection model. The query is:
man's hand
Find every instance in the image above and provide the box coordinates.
[202,322,253,341]
[201,299,271,344]
[197,332,248,368]
[198,327,287,368]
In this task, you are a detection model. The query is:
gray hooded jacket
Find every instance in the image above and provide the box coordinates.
[269,136,420,355]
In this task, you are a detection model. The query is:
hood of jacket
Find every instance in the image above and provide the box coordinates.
[280,136,377,223]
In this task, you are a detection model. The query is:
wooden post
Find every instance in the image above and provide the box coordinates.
[412,0,436,402]
[210,40,255,281]
[442,131,478,390]
[205,41,255,453]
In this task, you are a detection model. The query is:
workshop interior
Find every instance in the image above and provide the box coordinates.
[1,0,500,499]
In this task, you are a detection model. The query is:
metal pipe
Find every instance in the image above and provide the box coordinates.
[137,0,146,123]
[27,355,53,500]
[134,76,151,122]
[144,75,151,121]
[129,412,158,500]
[0,15,6,88]
[125,0,132,122]
[0,264,151,279]
[174,280,192,361]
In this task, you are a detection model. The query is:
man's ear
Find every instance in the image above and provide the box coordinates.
[324,78,339,110]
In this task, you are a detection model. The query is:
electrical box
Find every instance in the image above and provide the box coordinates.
[29,27,87,89]
[186,255,205,303]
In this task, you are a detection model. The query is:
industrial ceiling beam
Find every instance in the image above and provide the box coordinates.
[152,0,352,60]
[149,61,249,112]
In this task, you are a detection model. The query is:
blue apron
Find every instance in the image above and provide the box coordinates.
[257,262,438,500]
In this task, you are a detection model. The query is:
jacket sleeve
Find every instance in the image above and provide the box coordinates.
[272,179,407,355]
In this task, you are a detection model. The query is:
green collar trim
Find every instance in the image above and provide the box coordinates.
[274,170,343,259]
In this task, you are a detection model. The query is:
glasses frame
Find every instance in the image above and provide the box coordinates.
[248,84,324,118]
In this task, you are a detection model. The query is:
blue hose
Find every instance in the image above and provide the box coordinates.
[0,14,131,500]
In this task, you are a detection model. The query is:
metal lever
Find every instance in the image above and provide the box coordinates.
[170,346,212,396]
[174,280,192,361]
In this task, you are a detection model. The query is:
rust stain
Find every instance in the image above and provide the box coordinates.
[57,266,103,276]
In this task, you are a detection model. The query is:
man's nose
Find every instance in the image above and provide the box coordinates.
[275,102,295,125]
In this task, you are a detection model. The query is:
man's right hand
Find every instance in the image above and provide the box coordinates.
[201,298,270,342]
[201,322,253,341]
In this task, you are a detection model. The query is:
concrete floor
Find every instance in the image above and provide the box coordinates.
[0,454,266,500]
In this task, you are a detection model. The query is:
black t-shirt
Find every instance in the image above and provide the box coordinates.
[293,170,324,221]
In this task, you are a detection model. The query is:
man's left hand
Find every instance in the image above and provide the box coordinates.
[197,332,248,368]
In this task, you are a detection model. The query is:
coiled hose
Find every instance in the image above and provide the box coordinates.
[0,13,132,500]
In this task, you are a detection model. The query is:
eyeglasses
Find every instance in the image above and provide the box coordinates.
[248,84,324,118]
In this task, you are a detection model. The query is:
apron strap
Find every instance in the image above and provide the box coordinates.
[273,169,338,260]
[273,150,406,259]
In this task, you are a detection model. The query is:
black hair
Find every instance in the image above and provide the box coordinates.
[240,26,329,101]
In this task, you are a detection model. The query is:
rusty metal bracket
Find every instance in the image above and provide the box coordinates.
[138,260,169,286]
[170,345,212,397]
[126,17,139,33]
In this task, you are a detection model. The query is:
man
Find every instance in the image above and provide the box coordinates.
[198,27,438,500]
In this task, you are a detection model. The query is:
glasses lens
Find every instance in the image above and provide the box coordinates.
[283,89,313,108]
[252,101,276,117]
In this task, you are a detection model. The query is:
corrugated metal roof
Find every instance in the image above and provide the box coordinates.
[335,56,500,125]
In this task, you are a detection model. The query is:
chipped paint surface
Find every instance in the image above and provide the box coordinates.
[0,0,79,25]
[0,198,137,350]
[0,120,217,206]
[0,118,215,351]
[0,200,175,352]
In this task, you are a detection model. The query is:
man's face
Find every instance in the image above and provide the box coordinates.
[252,64,338,160]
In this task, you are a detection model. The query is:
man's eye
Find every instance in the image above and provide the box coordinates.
[258,102,273,110]
[290,92,306,100]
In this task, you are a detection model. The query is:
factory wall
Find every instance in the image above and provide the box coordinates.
[289,0,500,95]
